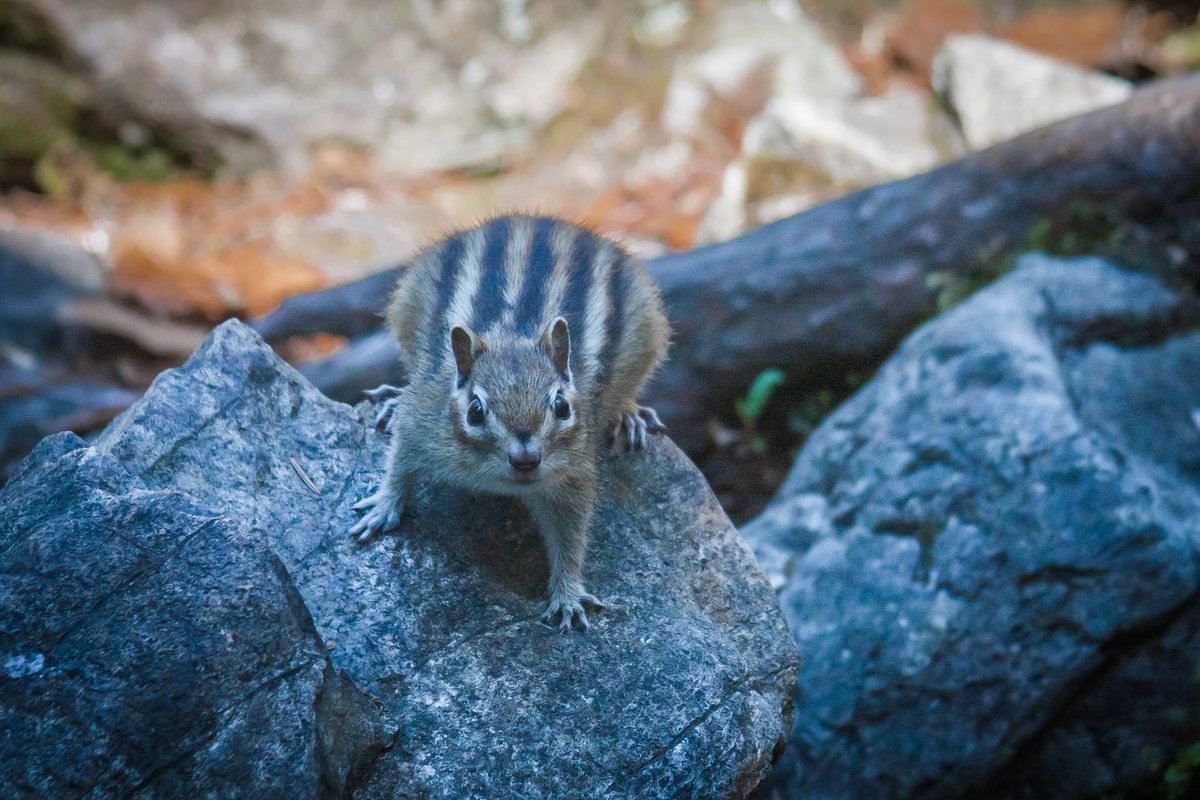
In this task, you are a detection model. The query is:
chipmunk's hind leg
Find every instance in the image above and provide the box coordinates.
[611,398,667,451]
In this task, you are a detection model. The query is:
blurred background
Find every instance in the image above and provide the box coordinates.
[1,0,1197,516]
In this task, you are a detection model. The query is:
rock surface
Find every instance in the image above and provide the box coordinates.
[1,320,799,798]
[934,34,1132,150]
[0,432,381,798]
[742,254,1200,799]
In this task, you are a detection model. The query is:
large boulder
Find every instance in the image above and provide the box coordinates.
[743,254,1200,799]
[1,320,798,798]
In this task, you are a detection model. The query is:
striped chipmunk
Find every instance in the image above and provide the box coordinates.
[350,214,670,632]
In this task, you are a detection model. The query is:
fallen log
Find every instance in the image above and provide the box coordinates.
[253,73,1200,451]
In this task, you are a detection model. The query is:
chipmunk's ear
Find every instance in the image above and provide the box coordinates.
[540,317,571,379]
[451,325,487,387]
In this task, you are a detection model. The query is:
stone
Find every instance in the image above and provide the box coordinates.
[0,432,383,797]
[660,0,860,139]
[744,88,946,187]
[719,86,948,238]
[679,2,948,243]
[933,34,1133,150]
[1,320,799,798]
[742,254,1200,799]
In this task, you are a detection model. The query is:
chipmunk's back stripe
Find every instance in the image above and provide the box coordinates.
[541,222,576,330]
[561,229,596,380]
[580,242,613,383]
[472,216,513,332]
[515,217,559,336]
[447,226,486,331]
[501,217,533,327]
[426,235,465,376]
[598,249,629,384]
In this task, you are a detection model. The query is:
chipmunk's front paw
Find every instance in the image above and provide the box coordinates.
[363,384,405,432]
[611,402,666,451]
[541,591,605,633]
[349,488,404,545]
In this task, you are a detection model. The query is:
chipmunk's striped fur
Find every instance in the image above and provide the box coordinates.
[350,214,669,632]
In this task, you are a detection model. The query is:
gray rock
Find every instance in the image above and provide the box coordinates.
[740,88,945,193]
[2,320,798,798]
[0,366,140,484]
[933,34,1132,150]
[660,0,860,139]
[742,254,1200,799]
[685,3,948,242]
[0,432,383,798]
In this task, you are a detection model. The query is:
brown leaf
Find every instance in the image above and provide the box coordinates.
[282,333,349,365]
[110,242,232,318]
[190,241,329,318]
[110,237,327,319]
[886,0,987,83]
[1002,5,1125,69]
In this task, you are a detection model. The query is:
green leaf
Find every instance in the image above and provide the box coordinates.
[736,368,785,427]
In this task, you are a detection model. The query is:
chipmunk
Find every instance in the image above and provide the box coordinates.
[350,214,670,632]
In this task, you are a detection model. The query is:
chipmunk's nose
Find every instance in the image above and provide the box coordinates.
[509,450,541,472]
[509,436,541,472]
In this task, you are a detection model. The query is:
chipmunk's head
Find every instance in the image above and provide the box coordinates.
[448,318,586,491]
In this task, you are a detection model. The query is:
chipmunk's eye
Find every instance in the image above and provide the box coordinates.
[553,391,570,421]
[467,396,486,426]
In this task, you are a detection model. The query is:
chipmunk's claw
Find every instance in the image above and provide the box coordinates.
[349,488,404,545]
[541,591,604,633]
[612,412,647,451]
[637,405,667,434]
[577,592,605,609]
[363,384,405,432]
